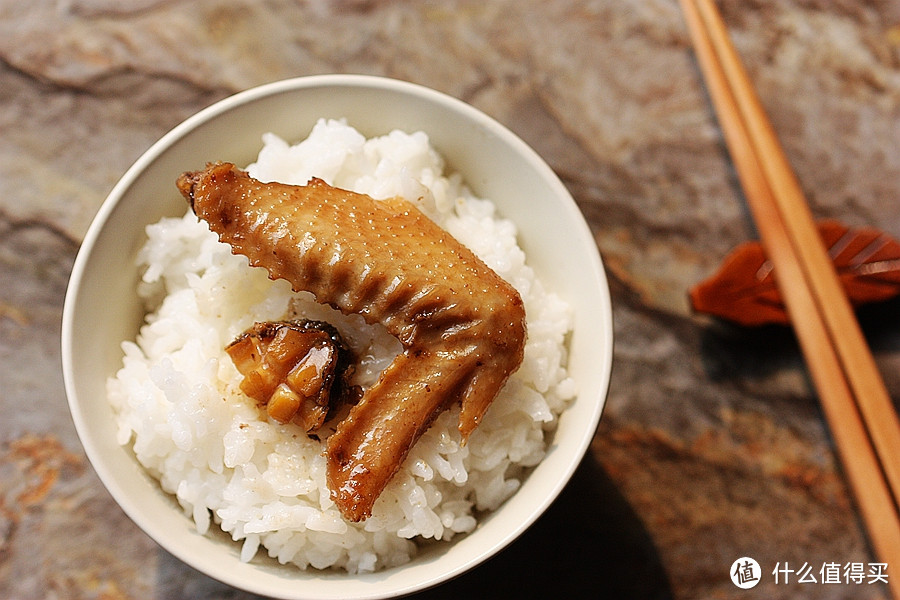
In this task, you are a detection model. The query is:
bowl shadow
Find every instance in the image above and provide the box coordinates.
[413,453,672,599]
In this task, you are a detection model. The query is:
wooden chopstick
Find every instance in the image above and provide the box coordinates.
[680,0,900,591]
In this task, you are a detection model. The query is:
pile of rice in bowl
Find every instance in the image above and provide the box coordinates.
[107,119,575,573]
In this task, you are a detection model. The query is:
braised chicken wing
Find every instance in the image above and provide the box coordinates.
[178,162,526,521]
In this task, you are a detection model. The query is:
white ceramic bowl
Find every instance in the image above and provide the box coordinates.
[62,75,613,599]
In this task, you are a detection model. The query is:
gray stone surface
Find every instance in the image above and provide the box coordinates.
[2,1,898,598]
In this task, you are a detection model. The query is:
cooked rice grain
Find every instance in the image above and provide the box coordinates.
[108,119,575,573]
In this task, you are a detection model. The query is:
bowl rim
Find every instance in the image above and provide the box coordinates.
[61,73,613,599]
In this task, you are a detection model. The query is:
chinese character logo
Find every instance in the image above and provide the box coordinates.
[772,560,888,586]
[731,557,761,589]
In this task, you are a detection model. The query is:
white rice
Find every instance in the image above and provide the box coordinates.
[107,119,575,573]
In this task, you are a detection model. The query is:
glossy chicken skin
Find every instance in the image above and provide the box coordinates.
[177,163,526,521]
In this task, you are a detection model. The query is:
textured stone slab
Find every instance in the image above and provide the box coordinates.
[1,1,898,598]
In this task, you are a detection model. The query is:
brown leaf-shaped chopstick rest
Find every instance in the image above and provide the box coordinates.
[690,220,900,326]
